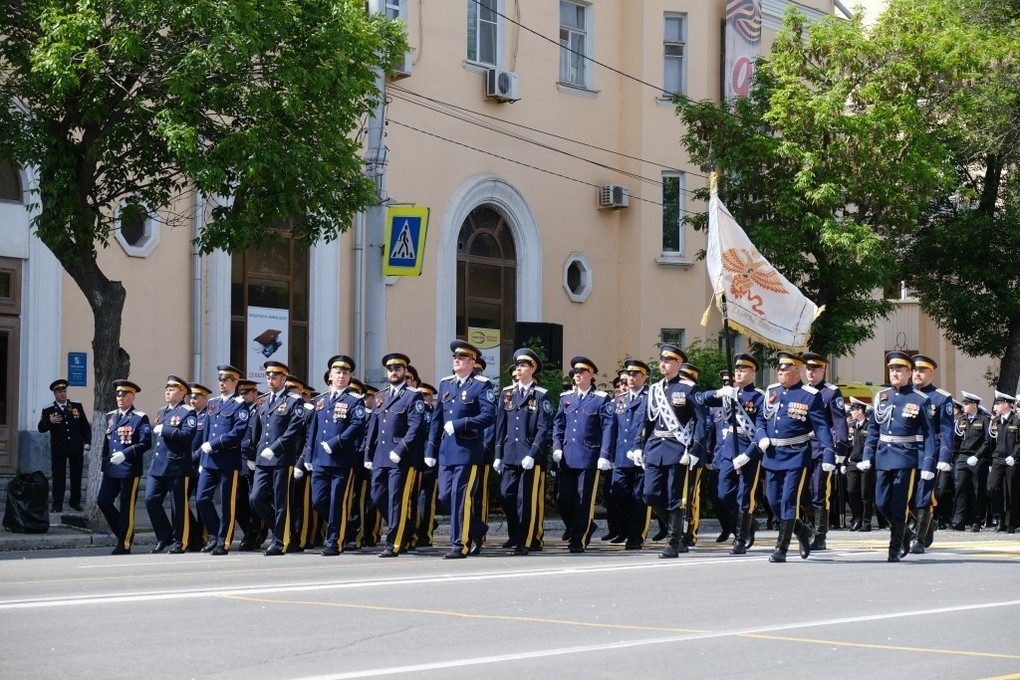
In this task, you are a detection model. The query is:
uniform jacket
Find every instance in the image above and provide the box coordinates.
[755,381,835,471]
[989,412,1020,463]
[610,388,647,468]
[38,400,91,457]
[642,375,707,466]
[250,391,306,467]
[552,387,614,469]
[862,386,936,472]
[953,412,991,460]
[704,384,764,464]
[369,384,425,468]
[427,375,496,466]
[848,419,867,464]
[808,382,849,460]
[494,382,553,466]
[148,401,197,477]
[200,393,250,470]
[102,407,152,478]
[303,388,368,470]
[918,384,955,466]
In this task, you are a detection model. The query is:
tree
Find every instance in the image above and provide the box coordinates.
[0,0,405,514]
[676,5,958,358]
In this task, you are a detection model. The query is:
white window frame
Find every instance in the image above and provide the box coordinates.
[662,13,686,98]
[659,172,688,264]
[115,202,160,258]
[559,1,594,91]
[467,0,504,68]
[563,252,592,303]
[384,0,405,21]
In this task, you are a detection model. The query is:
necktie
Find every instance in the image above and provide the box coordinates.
[268,394,276,410]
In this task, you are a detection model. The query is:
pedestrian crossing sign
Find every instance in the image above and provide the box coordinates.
[383,206,430,276]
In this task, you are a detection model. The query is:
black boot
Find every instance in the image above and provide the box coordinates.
[888,520,904,562]
[910,508,931,554]
[659,509,684,559]
[794,519,813,559]
[810,507,828,550]
[923,507,937,547]
[770,519,795,563]
[731,512,756,555]
[900,514,915,558]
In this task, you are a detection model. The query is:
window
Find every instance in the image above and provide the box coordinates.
[884,281,919,302]
[562,252,592,302]
[115,201,160,257]
[467,0,500,66]
[0,161,20,202]
[663,14,686,97]
[661,172,686,255]
[384,0,404,20]
[559,1,591,88]
[660,328,685,347]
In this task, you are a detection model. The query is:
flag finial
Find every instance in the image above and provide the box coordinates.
[710,172,718,193]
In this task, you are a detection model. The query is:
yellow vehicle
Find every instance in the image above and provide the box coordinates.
[836,381,883,405]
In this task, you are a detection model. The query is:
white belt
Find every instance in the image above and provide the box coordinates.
[770,434,811,447]
[880,434,923,444]
[653,430,678,439]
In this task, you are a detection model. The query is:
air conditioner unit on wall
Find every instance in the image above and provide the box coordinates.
[485,68,520,102]
[598,184,630,209]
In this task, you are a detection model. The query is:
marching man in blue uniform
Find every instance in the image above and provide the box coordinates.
[609,359,650,550]
[755,352,835,563]
[639,345,707,558]
[426,341,496,559]
[552,355,614,553]
[99,379,152,555]
[908,353,955,553]
[801,352,849,551]
[249,360,306,556]
[364,352,424,558]
[494,348,552,556]
[145,375,198,553]
[860,351,936,562]
[196,364,250,555]
[704,353,765,555]
[300,355,368,556]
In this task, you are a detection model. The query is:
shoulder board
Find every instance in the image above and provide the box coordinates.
[534,386,548,394]
[592,390,607,398]
[679,379,695,387]
[286,393,300,400]
[474,375,491,383]
[876,387,892,396]
[766,382,780,390]
[936,388,952,398]
[825,382,839,391]
[441,375,456,382]
[560,392,572,401]
[502,386,514,392]
[107,410,117,416]
[235,396,245,404]
[181,404,194,412]
[408,386,421,392]
[133,411,147,418]
[303,403,314,410]
[349,393,364,401]
[802,385,819,395]
[913,389,929,398]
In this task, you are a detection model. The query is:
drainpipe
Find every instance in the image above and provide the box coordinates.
[193,191,204,380]
[353,211,365,379]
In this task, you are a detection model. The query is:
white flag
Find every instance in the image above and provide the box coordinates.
[704,186,822,350]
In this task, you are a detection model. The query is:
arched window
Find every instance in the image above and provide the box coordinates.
[456,206,516,373]
[0,161,22,203]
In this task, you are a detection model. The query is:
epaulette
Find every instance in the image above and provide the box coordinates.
[107,410,117,416]
[181,404,195,412]
[803,385,819,395]
[502,386,515,392]
[825,382,838,390]
[766,382,780,390]
[286,393,301,400]
[592,389,607,398]
[133,411,147,418]
[235,396,245,404]
[876,387,892,396]
[474,375,491,383]
[936,388,952,398]
[349,392,364,401]
[303,402,314,410]
[441,374,456,382]
[534,386,548,394]
[679,379,695,387]
[913,389,929,399]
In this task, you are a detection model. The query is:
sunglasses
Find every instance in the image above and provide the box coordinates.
[452,352,474,360]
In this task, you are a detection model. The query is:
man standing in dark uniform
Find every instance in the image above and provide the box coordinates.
[639,345,707,558]
[426,341,497,559]
[196,364,250,555]
[801,352,849,551]
[412,383,440,549]
[494,348,552,555]
[845,397,874,531]
[755,352,834,563]
[145,375,197,553]
[365,352,424,558]
[952,392,991,531]
[98,380,151,555]
[608,359,649,550]
[234,379,261,551]
[38,379,91,512]
[908,353,955,553]
[986,391,1019,533]
[249,360,306,555]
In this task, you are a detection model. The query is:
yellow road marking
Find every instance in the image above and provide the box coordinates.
[743,633,1020,661]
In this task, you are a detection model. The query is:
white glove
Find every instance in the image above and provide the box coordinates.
[521,456,535,470]
[198,465,204,474]
[321,441,332,454]
[632,451,644,467]
[1007,456,1016,467]
[920,470,935,480]
[679,452,690,465]
[757,437,770,452]
[937,461,952,472]
[424,457,437,468]
[733,453,750,469]
[200,442,213,454]
[364,461,373,470]
[967,455,978,467]
[388,451,401,464]
[552,449,563,463]
[247,460,256,471]
[110,451,126,465]
[153,424,164,436]
[840,465,847,474]
[597,457,612,471]
[822,462,836,473]
[260,447,275,460]
[294,467,304,479]
[492,458,503,473]
[304,461,313,471]
[84,444,90,452]
[626,450,637,462]
[857,460,872,471]
[716,385,738,400]
[836,455,846,464]
[444,421,455,436]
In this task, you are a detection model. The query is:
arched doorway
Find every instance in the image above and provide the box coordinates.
[456,206,516,376]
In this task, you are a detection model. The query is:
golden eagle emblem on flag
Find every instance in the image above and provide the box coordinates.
[721,248,789,315]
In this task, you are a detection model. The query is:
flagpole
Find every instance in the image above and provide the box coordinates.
[721,294,742,465]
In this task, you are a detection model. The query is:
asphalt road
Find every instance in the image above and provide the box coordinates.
[2,534,1019,680]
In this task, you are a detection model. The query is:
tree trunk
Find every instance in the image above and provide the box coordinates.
[998,315,1020,396]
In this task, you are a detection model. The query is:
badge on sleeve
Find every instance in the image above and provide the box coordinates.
[929,403,936,418]
[486,389,496,402]
[415,401,425,413]
[694,391,705,404]
[355,405,365,419]
[237,408,249,421]
[834,397,846,413]
[186,416,197,428]
[945,401,954,416]
[603,402,615,416]
[542,400,552,414]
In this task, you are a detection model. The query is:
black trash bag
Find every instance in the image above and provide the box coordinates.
[3,471,51,533]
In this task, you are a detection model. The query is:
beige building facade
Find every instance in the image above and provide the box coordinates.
[1,0,994,474]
